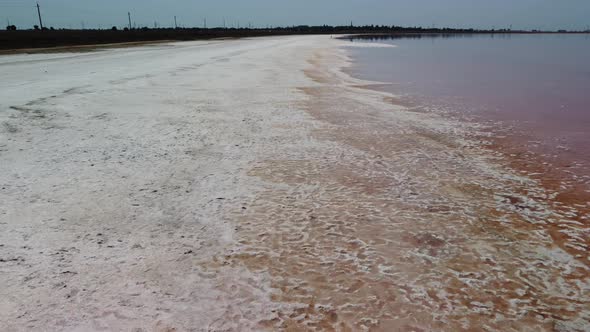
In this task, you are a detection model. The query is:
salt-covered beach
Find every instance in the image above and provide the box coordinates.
[1,36,588,331]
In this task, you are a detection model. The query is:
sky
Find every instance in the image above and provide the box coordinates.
[1,0,589,31]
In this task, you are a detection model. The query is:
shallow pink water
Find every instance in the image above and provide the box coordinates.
[347,34,590,178]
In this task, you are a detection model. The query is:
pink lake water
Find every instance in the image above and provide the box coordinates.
[346,33,590,191]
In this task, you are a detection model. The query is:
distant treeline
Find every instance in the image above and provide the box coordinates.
[1,25,587,51]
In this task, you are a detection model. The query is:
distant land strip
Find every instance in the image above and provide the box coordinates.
[2,25,589,52]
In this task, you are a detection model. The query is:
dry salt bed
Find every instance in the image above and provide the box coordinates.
[0,36,588,331]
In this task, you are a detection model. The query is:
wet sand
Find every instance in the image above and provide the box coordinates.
[0,36,588,331]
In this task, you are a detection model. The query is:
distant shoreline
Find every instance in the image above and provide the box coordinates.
[1,27,588,53]
[340,31,590,40]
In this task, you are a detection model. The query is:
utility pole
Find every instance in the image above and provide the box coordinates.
[174,16,177,29]
[223,17,226,28]
[36,2,43,29]
[204,18,207,29]
[128,12,132,30]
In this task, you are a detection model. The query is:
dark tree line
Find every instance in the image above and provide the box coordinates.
[1,23,539,34]
[1,24,585,51]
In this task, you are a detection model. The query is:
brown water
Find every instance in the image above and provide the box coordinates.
[345,34,590,188]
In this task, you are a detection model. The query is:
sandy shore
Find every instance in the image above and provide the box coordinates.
[1,36,588,331]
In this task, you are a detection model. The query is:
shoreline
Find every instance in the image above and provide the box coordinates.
[0,36,588,330]
[339,43,590,328]
[220,41,589,330]
[343,51,590,266]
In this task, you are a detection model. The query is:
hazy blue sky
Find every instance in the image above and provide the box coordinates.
[2,0,589,30]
